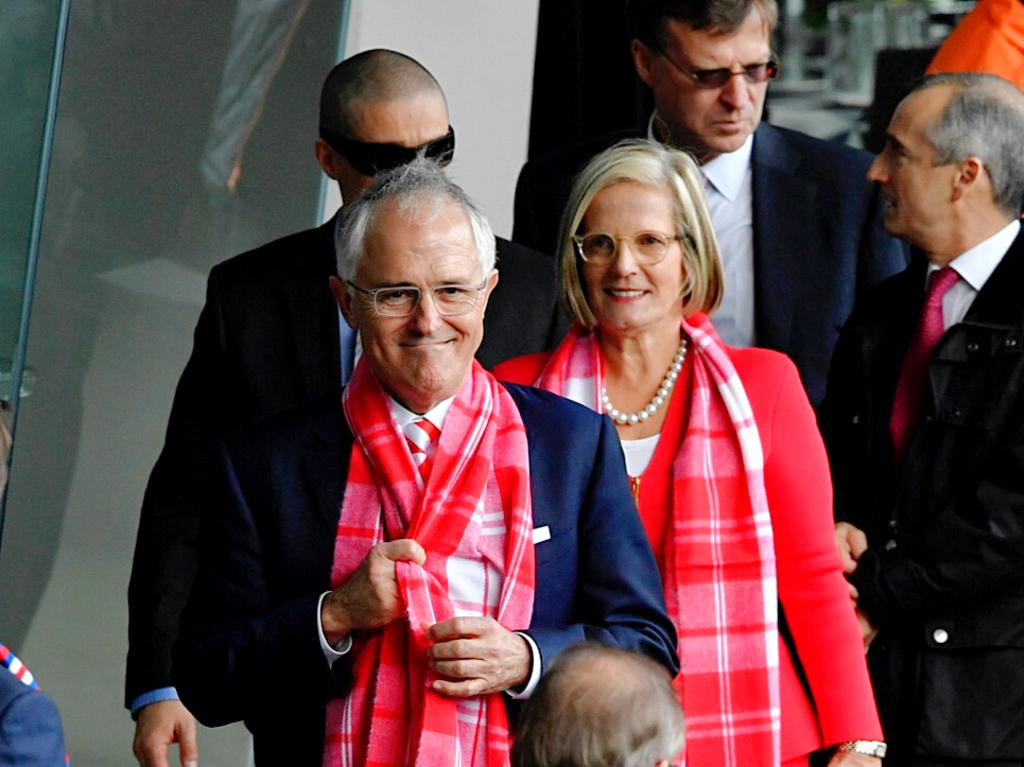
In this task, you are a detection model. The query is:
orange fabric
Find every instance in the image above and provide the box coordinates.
[927,0,1024,90]
[494,348,883,759]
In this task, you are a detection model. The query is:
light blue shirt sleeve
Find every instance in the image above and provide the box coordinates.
[129,687,179,718]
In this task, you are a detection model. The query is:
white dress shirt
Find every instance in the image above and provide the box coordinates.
[317,393,542,697]
[648,114,756,346]
[935,219,1020,330]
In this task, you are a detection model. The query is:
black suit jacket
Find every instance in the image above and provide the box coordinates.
[819,229,1024,762]
[172,384,678,765]
[513,123,910,406]
[125,219,568,707]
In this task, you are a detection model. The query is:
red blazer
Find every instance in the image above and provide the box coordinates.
[495,346,882,759]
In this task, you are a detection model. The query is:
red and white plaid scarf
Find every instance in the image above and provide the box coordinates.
[535,314,781,767]
[323,358,535,767]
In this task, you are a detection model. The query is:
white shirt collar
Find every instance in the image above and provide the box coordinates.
[931,219,1020,291]
[387,394,455,432]
[645,112,753,201]
[701,134,754,202]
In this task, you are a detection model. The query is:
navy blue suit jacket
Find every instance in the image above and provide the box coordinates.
[512,123,910,405]
[0,669,65,767]
[173,383,678,766]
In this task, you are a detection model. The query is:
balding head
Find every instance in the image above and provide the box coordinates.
[868,73,1024,260]
[912,73,1024,217]
[513,644,685,767]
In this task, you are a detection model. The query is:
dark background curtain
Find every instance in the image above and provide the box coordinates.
[526,0,651,159]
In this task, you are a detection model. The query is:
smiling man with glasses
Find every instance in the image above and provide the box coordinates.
[513,0,909,409]
[126,49,567,767]
[172,159,678,765]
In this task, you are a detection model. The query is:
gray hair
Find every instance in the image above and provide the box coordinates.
[512,643,685,767]
[334,156,496,281]
[914,73,1024,216]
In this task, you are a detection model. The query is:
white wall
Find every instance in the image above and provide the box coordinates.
[337,2,541,238]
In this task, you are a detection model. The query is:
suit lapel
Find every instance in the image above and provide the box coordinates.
[282,217,341,402]
[302,400,351,531]
[750,124,817,352]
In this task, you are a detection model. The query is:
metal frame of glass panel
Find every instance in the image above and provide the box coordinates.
[0,0,72,551]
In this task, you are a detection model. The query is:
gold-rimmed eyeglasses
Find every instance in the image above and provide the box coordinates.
[347,279,489,317]
[572,231,684,265]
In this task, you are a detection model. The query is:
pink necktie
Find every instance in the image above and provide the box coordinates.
[889,267,959,465]
[404,417,441,483]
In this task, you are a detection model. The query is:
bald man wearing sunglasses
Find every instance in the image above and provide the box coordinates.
[514,0,909,408]
[125,49,566,767]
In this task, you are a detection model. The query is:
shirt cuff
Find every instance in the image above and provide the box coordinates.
[317,591,353,666]
[505,631,541,700]
[129,687,179,718]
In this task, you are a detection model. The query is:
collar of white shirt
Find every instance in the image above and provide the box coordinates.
[388,394,454,433]
[932,219,1021,291]
[646,112,754,201]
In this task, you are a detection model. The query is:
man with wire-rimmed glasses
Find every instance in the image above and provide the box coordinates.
[513,0,909,408]
[172,157,677,766]
[127,49,566,767]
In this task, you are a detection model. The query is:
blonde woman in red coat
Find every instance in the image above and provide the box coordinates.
[495,140,884,767]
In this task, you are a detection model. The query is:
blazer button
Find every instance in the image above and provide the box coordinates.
[884,539,898,551]
[933,628,949,644]
[1006,337,1019,349]
[967,341,980,353]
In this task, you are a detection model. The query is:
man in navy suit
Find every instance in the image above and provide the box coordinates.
[127,50,568,766]
[173,159,676,765]
[513,0,908,406]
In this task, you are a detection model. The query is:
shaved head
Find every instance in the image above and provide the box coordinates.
[320,49,447,140]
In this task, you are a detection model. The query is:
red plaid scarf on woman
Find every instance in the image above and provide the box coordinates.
[535,313,781,767]
[323,358,535,767]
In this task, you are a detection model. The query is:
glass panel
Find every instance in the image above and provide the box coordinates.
[0,3,64,417]
[0,1,346,761]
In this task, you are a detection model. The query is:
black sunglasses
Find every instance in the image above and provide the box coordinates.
[319,125,456,176]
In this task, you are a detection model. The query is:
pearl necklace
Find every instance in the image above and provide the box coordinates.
[601,337,688,426]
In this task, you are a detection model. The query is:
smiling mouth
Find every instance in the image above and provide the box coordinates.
[400,338,457,348]
[606,288,646,298]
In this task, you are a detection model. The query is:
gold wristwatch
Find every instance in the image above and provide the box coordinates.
[836,740,887,758]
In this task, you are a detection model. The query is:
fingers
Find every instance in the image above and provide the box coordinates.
[377,538,426,565]
[133,700,196,767]
[425,618,531,696]
[835,522,866,574]
[175,711,199,767]
[848,526,869,560]
[324,539,428,635]
[426,616,487,642]
[432,677,492,697]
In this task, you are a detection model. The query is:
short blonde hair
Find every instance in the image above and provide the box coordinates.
[557,139,724,327]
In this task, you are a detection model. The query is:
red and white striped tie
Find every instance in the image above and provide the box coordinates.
[404,417,441,483]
